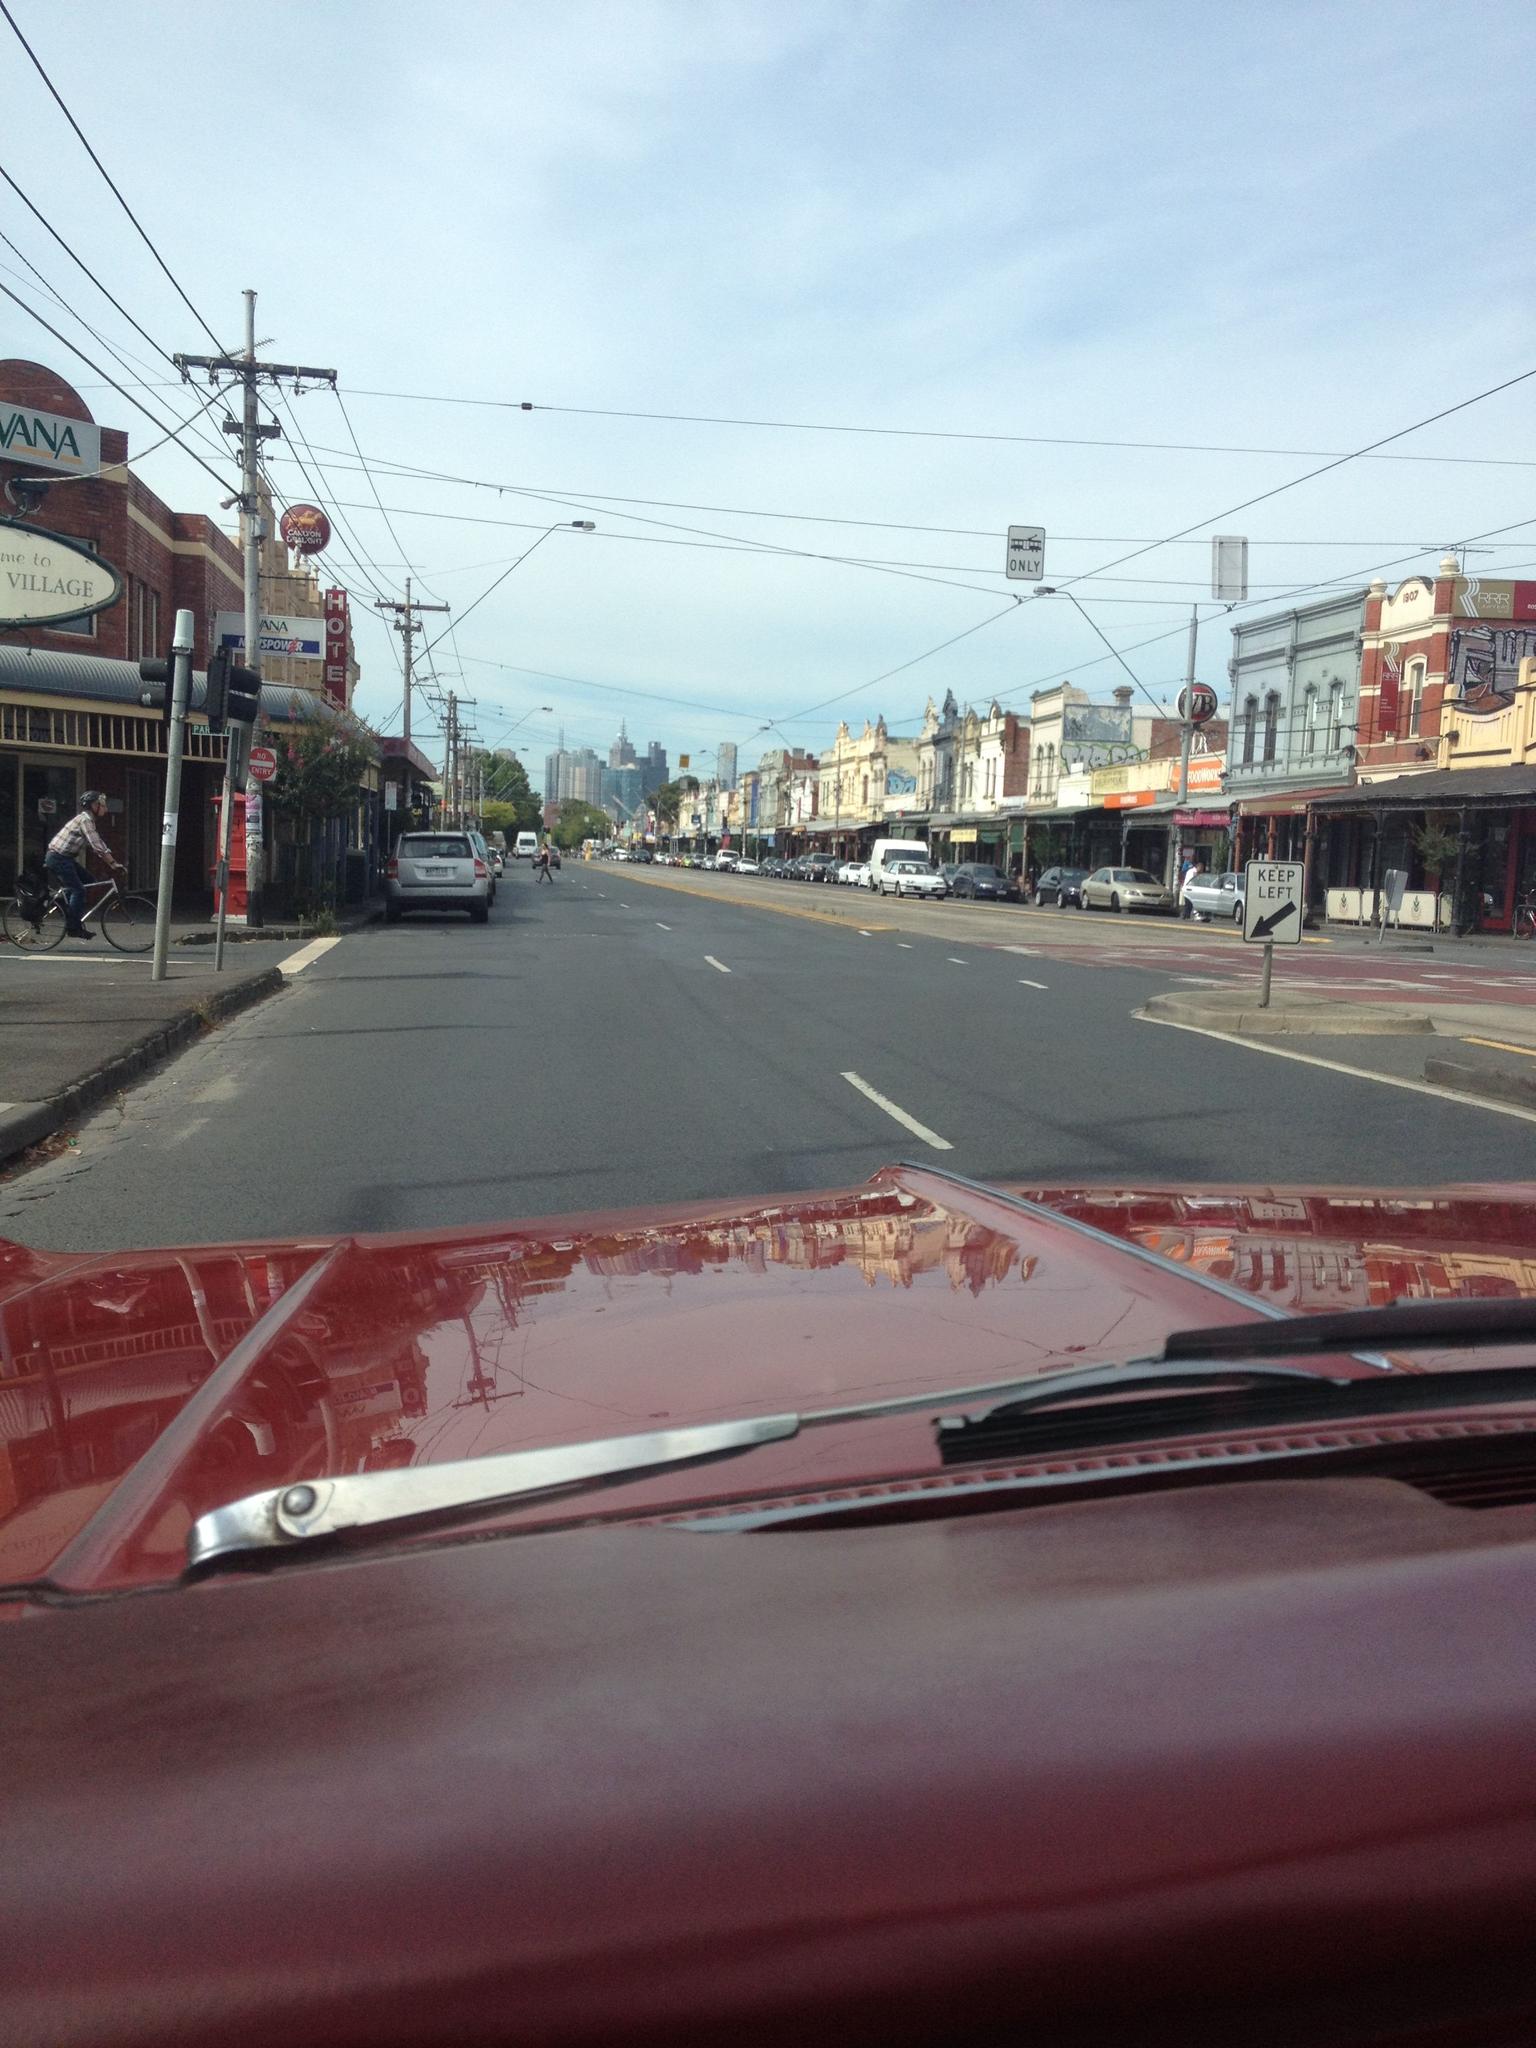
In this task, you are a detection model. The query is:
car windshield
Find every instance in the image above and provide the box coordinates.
[1,8,1531,1612]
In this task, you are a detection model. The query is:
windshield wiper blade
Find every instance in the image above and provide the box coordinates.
[937,1361,1536,1465]
[188,1413,801,1569]
[1161,1296,1536,1362]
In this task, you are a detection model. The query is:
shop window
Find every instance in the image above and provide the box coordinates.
[1240,696,1257,766]
[1406,657,1426,737]
[1301,687,1318,757]
[1261,692,1280,764]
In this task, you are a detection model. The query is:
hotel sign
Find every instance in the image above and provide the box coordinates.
[0,400,102,475]
[0,518,122,627]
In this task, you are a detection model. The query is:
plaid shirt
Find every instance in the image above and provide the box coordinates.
[47,809,113,865]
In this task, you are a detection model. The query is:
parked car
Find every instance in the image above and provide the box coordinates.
[1081,866,1175,914]
[880,859,948,899]
[733,857,760,875]
[867,837,930,891]
[803,854,841,884]
[949,862,1014,902]
[385,831,491,924]
[512,831,539,861]
[1033,866,1089,908]
[842,861,870,889]
[1182,870,1245,923]
[938,863,964,891]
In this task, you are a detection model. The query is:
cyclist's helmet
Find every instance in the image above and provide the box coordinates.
[80,789,106,807]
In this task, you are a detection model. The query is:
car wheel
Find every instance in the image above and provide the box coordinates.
[1233,901,1243,923]
[471,903,490,924]
[1110,893,1121,912]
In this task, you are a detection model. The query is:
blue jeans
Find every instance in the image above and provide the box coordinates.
[44,851,87,925]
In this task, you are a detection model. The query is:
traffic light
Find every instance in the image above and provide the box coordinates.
[204,646,230,737]
[138,653,172,728]
[226,663,262,726]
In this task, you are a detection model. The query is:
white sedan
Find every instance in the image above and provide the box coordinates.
[879,859,948,899]
[842,861,870,889]
[733,857,760,875]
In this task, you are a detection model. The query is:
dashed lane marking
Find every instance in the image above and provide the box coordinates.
[705,955,732,974]
[1017,978,1049,989]
[656,922,672,931]
[948,957,968,966]
[841,1071,953,1151]
[281,935,342,976]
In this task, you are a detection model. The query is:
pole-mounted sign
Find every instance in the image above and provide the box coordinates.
[1243,858,1304,1010]
[0,517,122,628]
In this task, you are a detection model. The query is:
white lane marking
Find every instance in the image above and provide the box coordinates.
[705,955,732,974]
[656,921,672,931]
[858,928,873,937]
[842,1071,953,1151]
[1002,945,1040,955]
[1137,1013,1536,1125]
[948,957,968,966]
[2,952,123,964]
[898,942,914,949]
[619,902,629,909]
[1017,978,1049,989]
[281,934,341,976]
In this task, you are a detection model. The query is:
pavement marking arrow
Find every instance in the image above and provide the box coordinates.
[1251,902,1297,941]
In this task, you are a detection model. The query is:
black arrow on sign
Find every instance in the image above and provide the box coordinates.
[1251,901,1297,940]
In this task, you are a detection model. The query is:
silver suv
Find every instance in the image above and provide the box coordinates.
[385,832,491,924]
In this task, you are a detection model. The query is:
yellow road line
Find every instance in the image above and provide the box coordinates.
[1464,1036,1536,1060]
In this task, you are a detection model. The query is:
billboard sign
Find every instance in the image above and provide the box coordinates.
[279,503,332,555]
[323,587,349,702]
[215,612,324,658]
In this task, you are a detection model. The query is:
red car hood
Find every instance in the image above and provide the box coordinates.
[4,1164,1535,1595]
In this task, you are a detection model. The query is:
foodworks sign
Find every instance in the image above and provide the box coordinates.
[0,518,121,627]
[0,399,102,475]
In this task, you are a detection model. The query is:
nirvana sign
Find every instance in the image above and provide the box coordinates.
[0,400,102,476]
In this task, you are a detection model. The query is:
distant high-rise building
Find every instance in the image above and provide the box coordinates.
[544,745,603,805]
[609,719,637,770]
[717,741,738,791]
[601,762,644,823]
[641,740,668,796]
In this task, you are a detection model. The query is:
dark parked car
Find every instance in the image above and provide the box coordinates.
[803,854,841,883]
[938,862,964,890]
[950,862,1015,902]
[1034,865,1089,908]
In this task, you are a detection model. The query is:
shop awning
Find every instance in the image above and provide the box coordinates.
[1234,782,1351,818]
[1310,765,1536,814]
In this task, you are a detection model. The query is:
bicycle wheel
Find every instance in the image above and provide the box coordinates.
[2,894,66,950]
[99,891,157,953]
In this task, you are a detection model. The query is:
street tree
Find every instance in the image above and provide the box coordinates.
[551,800,610,850]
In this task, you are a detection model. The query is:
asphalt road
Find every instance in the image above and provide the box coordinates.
[3,864,1532,1252]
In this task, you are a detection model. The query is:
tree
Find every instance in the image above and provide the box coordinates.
[467,748,540,834]
[653,775,699,832]
[267,721,376,826]
[551,799,610,850]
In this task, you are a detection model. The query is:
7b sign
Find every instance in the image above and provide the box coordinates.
[1243,860,1304,944]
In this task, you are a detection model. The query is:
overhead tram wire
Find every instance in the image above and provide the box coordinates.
[329,383,452,607]
[0,0,226,351]
[0,158,178,365]
[269,389,395,604]
[333,387,1536,472]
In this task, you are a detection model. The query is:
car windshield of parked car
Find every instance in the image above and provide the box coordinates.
[401,836,472,858]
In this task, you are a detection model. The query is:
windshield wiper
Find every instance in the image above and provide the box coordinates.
[1160,1295,1536,1361]
[189,1312,1536,1570]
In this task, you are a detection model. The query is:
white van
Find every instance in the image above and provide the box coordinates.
[866,838,930,890]
[513,831,540,861]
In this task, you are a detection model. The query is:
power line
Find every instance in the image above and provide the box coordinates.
[335,385,1536,471]
[0,157,175,363]
[0,277,234,492]
[0,0,224,350]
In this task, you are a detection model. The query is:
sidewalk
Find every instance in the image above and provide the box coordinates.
[0,945,298,1171]
[172,894,384,947]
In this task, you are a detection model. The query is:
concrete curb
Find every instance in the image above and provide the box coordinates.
[0,966,286,1171]
[1140,989,1436,1037]
[1423,1057,1536,1111]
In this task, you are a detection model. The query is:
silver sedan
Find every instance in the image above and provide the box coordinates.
[1080,866,1175,914]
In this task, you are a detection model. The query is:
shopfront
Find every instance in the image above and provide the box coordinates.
[1310,766,1536,934]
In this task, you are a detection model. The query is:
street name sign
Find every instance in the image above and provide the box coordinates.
[1243,860,1304,944]
[1005,525,1045,580]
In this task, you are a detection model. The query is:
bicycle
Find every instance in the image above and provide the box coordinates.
[1514,892,1536,941]
[2,870,158,953]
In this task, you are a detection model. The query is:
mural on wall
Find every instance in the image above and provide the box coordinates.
[1448,625,1536,712]
[1063,704,1132,746]
[886,769,917,794]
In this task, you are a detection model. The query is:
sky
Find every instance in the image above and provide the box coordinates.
[3,0,1535,792]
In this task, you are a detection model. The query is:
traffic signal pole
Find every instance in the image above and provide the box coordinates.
[151,610,195,983]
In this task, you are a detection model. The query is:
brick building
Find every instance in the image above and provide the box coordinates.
[2,360,373,909]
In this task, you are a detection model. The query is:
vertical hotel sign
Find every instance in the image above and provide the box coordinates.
[323,587,349,703]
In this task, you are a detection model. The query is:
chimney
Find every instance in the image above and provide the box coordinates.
[1113,686,1133,706]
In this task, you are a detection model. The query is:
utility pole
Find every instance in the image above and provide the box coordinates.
[176,293,336,940]
[374,576,448,831]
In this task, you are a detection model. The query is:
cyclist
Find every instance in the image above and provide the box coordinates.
[44,791,125,940]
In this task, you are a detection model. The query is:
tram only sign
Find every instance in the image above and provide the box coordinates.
[1243,860,1304,944]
